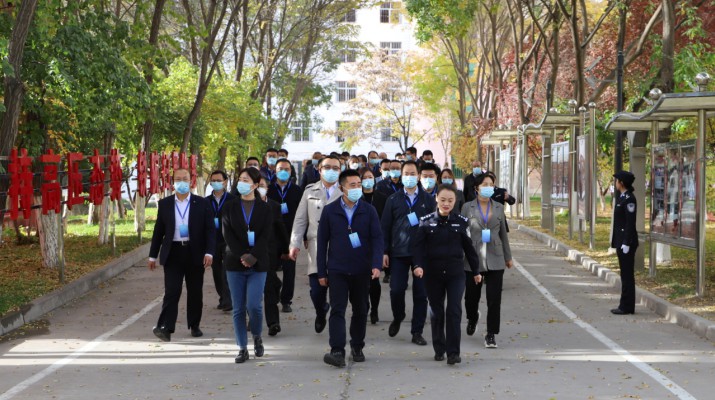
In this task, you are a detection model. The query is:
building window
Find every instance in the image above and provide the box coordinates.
[380,126,398,142]
[380,2,400,23]
[340,9,356,22]
[381,90,399,103]
[380,41,401,60]
[336,81,357,102]
[340,47,357,63]
[291,121,311,142]
[335,121,347,142]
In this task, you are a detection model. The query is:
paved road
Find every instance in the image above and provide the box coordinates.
[1,230,713,399]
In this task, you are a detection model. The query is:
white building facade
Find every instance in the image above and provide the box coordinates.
[282,2,446,166]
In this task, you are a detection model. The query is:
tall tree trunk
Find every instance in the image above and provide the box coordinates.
[659,0,675,143]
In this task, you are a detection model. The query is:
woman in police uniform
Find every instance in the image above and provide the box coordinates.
[411,185,480,365]
[611,171,638,315]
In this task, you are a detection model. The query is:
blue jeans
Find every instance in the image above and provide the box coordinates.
[389,256,427,334]
[227,269,267,349]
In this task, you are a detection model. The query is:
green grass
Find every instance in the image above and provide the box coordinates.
[0,208,157,316]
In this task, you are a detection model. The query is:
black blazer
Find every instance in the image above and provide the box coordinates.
[149,194,216,266]
[363,190,388,219]
[266,198,290,271]
[267,181,304,232]
[300,164,321,189]
[222,198,273,272]
[206,191,236,245]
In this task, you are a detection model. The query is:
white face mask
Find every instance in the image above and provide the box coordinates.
[257,187,268,198]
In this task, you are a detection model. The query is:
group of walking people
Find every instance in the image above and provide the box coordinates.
[148,146,519,367]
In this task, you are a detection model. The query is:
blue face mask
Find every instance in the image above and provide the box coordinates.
[479,187,495,198]
[311,159,319,166]
[276,170,291,181]
[267,157,278,166]
[341,165,346,172]
[362,178,375,189]
[237,181,253,196]
[472,167,481,175]
[175,181,190,195]
[323,169,339,183]
[347,188,363,202]
[369,158,380,165]
[442,178,454,185]
[390,170,401,179]
[420,177,436,190]
[406,155,414,161]
[210,181,224,192]
[402,175,418,189]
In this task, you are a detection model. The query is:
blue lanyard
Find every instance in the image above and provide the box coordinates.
[275,182,291,201]
[344,200,359,230]
[241,201,254,229]
[175,199,190,224]
[390,183,398,193]
[405,193,418,211]
[477,201,491,225]
[211,192,227,216]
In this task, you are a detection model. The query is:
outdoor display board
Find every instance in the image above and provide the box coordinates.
[499,148,511,193]
[651,140,697,247]
[577,135,589,220]
[550,141,569,207]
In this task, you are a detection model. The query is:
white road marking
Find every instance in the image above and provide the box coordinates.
[513,260,696,400]
[0,296,163,400]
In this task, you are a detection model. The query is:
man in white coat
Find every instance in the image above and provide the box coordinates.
[289,155,343,333]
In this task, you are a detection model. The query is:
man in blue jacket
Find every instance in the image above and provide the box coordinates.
[381,161,437,346]
[317,169,384,367]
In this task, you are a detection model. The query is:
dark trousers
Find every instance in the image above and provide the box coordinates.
[157,243,205,332]
[264,271,282,327]
[211,243,231,307]
[617,248,636,313]
[425,266,465,356]
[280,258,296,305]
[369,276,381,316]
[328,272,370,353]
[389,256,427,334]
[309,273,329,317]
[464,269,504,335]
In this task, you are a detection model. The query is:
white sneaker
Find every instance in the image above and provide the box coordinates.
[484,333,498,348]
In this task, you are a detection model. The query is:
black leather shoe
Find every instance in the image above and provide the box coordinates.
[281,304,292,313]
[611,308,634,315]
[388,316,403,337]
[220,304,233,312]
[434,353,445,361]
[370,312,379,325]
[351,348,365,362]
[447,354,462,365]
[190,327,203,337]
[152,326,171,342]
[466,319,477,336]
[383,274,390,284]
[324,351,346,367]
[268,324,281,336]
[315,313,327,333]
[411,333,427,346]
[235,349,249,363]
[254,336,264,357]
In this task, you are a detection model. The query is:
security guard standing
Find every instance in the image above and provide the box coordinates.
[611,171,638,315]
[412,185,480,365]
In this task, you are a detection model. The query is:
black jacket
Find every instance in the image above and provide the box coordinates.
[300,164,321,189]
[362,190,388,219]
[266,198,290,271]
[463,173,479,202]
[492,187,515,205]
[611,190,639,249]
[412,212,480,273]
[381,189,437,258]
[375,178,403,197]
[149,194,216,266]
[222,198,274,272]
[267,180,303,232]
[206,191,235,245]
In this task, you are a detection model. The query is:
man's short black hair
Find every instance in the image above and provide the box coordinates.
[266,148,279,154]
[339,169,361,186]
[341,151,351,157]
[395,152,403,157]
[419,162,440,175]
[246,156,260,164]
[380,159,391,166]
[401,160,418,173]
[319,155,342,168]
[406,146,417,154]
[358,154,367,163]
[210,170,228,180]
[276,158,292,169]
[278,148,289,156]
[422,150,433,157]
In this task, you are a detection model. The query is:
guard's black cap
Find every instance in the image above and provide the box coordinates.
[613,171,635,187]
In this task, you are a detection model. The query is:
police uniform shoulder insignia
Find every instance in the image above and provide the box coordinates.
[420,213,432,221]
[627,203,636,213]
[458,215,468,222]
[624,194,630,199]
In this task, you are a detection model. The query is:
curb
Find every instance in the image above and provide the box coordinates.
[513,223,715,343]
[0,243,150,336]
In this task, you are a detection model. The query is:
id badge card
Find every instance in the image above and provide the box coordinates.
[281,203,289,215]
[179,224,189,238]
[214,217,219,229]
[481,229,491,243]
[407,212,419,227]
[247,231,255,247]
[349,232,362,248]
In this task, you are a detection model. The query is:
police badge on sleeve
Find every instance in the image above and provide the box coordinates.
[627,203,636,213]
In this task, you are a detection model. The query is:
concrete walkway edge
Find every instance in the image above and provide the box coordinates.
[0,243,150,336]
[513,223,715,343]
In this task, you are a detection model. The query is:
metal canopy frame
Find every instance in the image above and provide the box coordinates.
[488,129,521,218]
[604,85,715,296]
